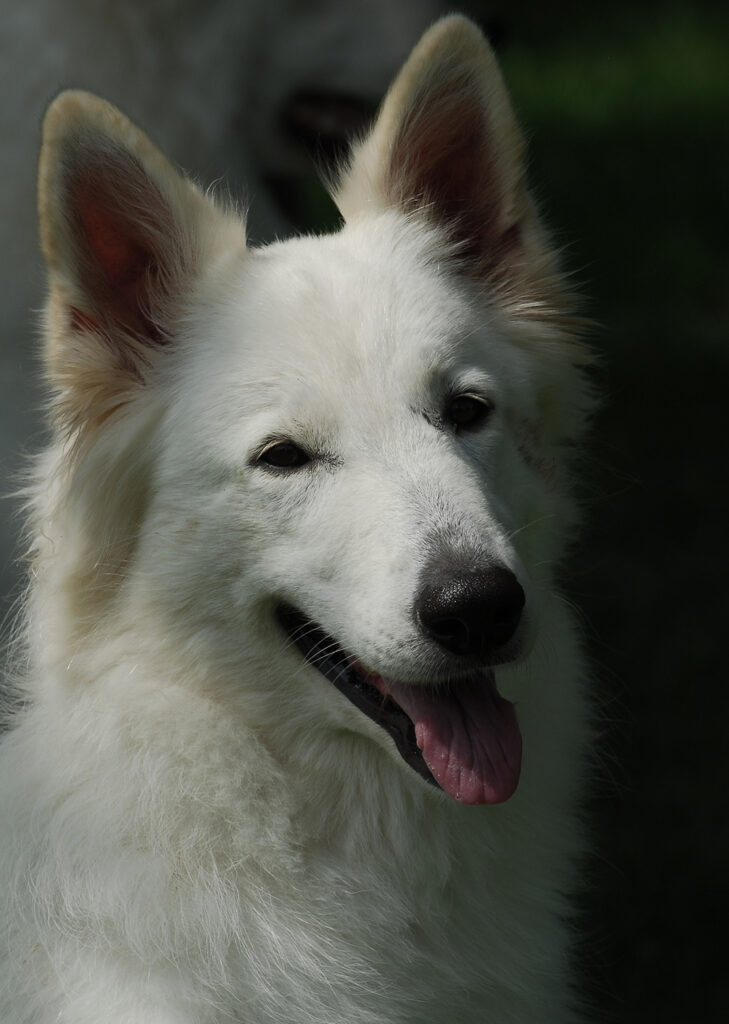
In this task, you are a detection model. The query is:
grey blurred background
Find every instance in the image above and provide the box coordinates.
[2,2,728,1021]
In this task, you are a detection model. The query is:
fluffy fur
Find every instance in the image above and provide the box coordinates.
[0,0,446,617]
[0,16,592,1023]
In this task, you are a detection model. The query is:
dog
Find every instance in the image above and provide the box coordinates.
[0,0,446,628]
[0,15,592,1023]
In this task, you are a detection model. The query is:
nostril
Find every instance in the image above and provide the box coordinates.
[488,605,523,650]
[416,565,525,659]
[425,615,472,656]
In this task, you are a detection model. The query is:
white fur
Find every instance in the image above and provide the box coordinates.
[0,17,592,1023]
[0,0,446,612]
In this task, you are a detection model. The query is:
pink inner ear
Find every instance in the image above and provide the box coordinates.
[78,195,152,297]
[388,82,521,274]
[67,155,171,342]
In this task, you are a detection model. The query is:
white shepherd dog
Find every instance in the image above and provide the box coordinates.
[0,16,592,1023]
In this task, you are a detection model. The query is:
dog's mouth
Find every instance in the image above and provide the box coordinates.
[277,604,522,805]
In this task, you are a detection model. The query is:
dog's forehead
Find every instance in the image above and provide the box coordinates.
[178,213,518,452]
[235,215,473,376]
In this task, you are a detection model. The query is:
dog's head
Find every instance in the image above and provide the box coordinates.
[35,17,590,805]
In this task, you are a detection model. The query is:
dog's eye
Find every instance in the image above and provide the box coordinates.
[444,394,493,432]
[259,441,311,470]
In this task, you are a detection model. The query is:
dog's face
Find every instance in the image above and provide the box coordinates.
[37,18,588,805]
[162,218,539,663]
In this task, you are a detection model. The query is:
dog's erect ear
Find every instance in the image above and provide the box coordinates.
[336,16,548,290]
[38,91,242,431]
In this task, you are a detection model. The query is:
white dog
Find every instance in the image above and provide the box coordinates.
[0,16,592,1023]
[0,0,445,619]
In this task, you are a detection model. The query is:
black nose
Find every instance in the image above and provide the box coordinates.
[416,566,525,659]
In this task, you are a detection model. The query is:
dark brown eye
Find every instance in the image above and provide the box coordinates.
[444,394,493,432]
[259,441,310,469]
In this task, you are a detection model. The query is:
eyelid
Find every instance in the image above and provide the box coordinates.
[259,437,290,456]
[444,390,495,433]
[452,390,492,406]
[444,373,494,400]
[249,437,300,467]
[256,439,312,471]
[444,386,495,410]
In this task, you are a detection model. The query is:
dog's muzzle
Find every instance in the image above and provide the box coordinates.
[276,563,524,805]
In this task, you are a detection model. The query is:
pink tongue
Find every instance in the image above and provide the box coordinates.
[381,673,522,805]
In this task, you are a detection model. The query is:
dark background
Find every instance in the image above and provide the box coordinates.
[473,3,729,1020]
